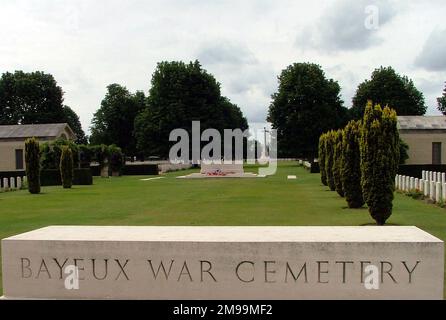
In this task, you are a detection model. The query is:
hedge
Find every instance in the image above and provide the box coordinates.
[41,169,93,186]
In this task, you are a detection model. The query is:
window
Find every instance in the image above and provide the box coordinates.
[15,149,24,170]
[432,142,442,165]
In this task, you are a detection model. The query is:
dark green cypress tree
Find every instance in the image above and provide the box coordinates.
[60,146,74,189]
[333,129,345,197]
[25,137,41,194]
[360,102,399,225]
[325,131,336,191]
[319,134,327,186]
[341,120,364,208]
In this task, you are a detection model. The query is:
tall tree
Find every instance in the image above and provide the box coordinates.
[341,120,364,208]
[360,102,400,225]
[318,134,327,186]
[0,71,86,143]
[90,84,145,155]
[267,63,348,159]
[352,66,426,118]
[134,60,248,158]
[0,71,65,124]
[63,106,87,144]
[437,82,446,115]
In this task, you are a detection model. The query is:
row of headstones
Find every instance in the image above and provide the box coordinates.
[0,176,27,191]
[395,171,446,203]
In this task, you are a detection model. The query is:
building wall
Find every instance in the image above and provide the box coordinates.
[0,140,26,172]
[400,130,446,165]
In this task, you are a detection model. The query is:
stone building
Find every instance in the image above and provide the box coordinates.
[398,116,446,165]
[0,123,76,172]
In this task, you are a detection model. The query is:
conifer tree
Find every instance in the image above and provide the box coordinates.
[25,137,41,194]
[319,134,327,186]
[333,129,345,197]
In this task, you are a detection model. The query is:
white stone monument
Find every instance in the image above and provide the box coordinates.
[1,226,444,300]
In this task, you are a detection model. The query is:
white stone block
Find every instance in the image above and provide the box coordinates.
[422,171,425,181]
[436,182,442,203]
[10,178,15,189]
[410,177,414,191]
[437,173,442,183]
[443,183,446,203]
[424,180,429,197]
[419,179,424,193]
[1,226,444,300]
[442,173,446,185]
[17,177,22,189]
[3,178,9,189]
[430,181,436,201]
[406,176,410,191]
[414,178,419,191]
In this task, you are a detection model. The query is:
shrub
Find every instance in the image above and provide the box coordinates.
[40,138,79,170]
[319,134,327,186]
[341,120,364,208]
[109,145,125,174]
[60,146,74,189]
[360,102,400,225]
[25,137,41,194]
[325,131,336,191]
[333,129,345,197]
[41,169,93,186]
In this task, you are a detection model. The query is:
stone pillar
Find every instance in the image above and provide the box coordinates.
[430,181,436,201]
[437,182,442,203]
[10,177,15,189]
[17,177,22,189]
[424,180,430,197]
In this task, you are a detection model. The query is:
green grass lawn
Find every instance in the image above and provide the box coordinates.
[1,161,445,297]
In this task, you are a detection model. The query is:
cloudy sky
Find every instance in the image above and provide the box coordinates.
[1,0,445,134]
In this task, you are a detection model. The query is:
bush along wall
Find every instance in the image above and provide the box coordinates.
[25,137,40,194]
[41,169,93,186]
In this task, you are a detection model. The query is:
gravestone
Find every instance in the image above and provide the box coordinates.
[1,226,444,300]
[200,163,244,175]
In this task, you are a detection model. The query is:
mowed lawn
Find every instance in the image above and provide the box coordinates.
[1,161,445,296]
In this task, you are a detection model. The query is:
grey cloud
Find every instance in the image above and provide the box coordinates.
[415,28,446,71]
[297,0,396,52]
[197,42,258,66]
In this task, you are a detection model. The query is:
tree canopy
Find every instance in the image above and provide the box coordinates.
[90,84,146,155]
[267,63,348,159]
[0,70,86,143]
[351,66,426,118]
[437,82,446,115]
[134,60,248,158]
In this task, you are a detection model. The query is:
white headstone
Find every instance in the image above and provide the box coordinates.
[430,171,434,182]
[17,177,22,189]
[419,179,424,193]
[23,176,27,184]
[10,177,15,189]
[3,177,9,189]
[410,177,414,191]
[424,180,429,197]
[406,176,410,191]
[398,175,403,190]
[443,183,446,203]
[430,181,436,201]
[436,182,442,203]
[437,173,442,183]
[422,171,425,181]
[415,178,419,191]
[442,173,446,185]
